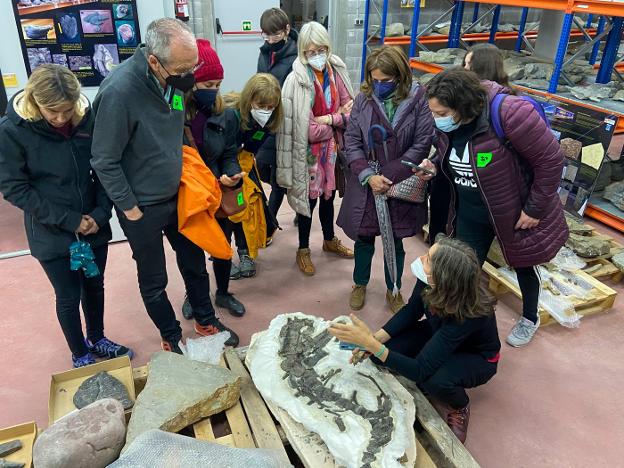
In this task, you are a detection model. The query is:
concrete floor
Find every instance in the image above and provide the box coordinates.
[0,201,622,467]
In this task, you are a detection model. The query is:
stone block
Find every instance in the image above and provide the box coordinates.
[566,233,611,258]
[604,181,624,211]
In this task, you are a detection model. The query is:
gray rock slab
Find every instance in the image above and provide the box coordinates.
[0,440,21,458]
[73,371,133,410]
[565,214,593,235]
[123,351,241,452]
[566,233,611,258]
[604,181,624,211]
[33,398,126,468]
[612,252,624,272]
[0,460,25,468]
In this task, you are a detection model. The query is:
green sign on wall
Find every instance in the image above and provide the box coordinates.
[242,20,252,31]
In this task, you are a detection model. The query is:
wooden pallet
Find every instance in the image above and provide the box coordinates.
[574,231,624,282]
[132,348,481,468]
[484,262,618,327]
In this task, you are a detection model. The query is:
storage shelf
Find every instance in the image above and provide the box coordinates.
[461,0,624,15]
[585,204,624,232]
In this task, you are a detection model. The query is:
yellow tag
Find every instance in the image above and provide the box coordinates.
[2,73,18,87]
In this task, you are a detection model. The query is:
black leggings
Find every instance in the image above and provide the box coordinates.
[39,244,108,357]
[212,218,248,295]
[298,191,336,249]
[374,321,497,408]
[456,215,540,323]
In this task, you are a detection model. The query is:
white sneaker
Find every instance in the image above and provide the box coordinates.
[506,316,540,347]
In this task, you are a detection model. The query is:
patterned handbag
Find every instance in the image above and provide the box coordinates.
[386,175,427,203]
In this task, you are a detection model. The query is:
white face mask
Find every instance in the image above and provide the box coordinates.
[308,53,327,71]
[251,108,273,128]
[411,257,430,285]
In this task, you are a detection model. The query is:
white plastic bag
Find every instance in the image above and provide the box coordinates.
[179,332,230,364]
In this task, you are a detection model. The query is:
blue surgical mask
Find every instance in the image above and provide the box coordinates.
[193,89,218,112]
[434,115,460,133]
[373,80,396,100]
[410,257,430,285]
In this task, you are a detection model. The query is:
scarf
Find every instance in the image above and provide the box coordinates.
[309,64,339,200]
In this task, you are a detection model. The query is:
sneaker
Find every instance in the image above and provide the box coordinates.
[230,263,241,280]
[238,250,256,278]
[386,290,405,314]
[322,236,354,258]
[266,237,273,247]
[72,352,96,368]
[86,337,134,360]
[506,316,540,347]
[296,248,315,276]
[446,404,470,443]
[215,293,246,317]
[161,340,183,354]
[182,295,193,320]
[195,319,240,347]
[350,284,367,311]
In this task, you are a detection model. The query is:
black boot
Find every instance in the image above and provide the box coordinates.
[215,293,246,317]
[181,295,193,320]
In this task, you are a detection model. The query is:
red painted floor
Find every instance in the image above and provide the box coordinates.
[0,201,623,467]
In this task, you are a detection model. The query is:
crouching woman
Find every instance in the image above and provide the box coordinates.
[329,236,500,443]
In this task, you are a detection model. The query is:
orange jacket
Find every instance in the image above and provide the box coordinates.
[178,145,233,260]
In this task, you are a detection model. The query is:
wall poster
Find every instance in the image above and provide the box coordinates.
[12,0,141,87]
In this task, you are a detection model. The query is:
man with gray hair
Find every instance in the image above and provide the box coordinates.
[91,18,239,352]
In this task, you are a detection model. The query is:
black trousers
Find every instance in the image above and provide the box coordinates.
[298,191,336,249]
[257,160,287,220]
[39,244,108,357]
[456,215,540,323]
[375,321,497,408]
[117,198,215,342]
[212,218,247,295]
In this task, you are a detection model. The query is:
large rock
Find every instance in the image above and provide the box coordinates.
[73,371,133,410]
[565,213,593,235]
[386,22,405,37]
[560,138,583,160]
[124,351,241,451]
[418,48,465,65]
[612,252,624,272]
[569,83,618,102]
[33,398,126,468]
[604,181,624,211]
[566,233,611,258]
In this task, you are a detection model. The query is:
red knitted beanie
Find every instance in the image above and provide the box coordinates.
[194,39,224,82]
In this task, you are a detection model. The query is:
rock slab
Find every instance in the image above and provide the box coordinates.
[603,181,624,211]
[73,371,133,410]
[612,252,624,272]
[123,351,241,451]
[560,138,582,160]
[0,440,22,458]
[566,233,611,258]
[33,398,126,468]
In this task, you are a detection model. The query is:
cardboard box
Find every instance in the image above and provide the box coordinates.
[0,421,37,468]
[48,355,135,425]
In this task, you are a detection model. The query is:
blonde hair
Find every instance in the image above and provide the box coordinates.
[361,46,412,104]
[237,73,283,133]
[298,21,332,65]
[21,64,83,122]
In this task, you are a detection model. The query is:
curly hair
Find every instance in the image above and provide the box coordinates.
[425,68,486,122]
[422,235,496,321]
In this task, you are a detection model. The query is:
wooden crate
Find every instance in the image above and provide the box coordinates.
[0,421,37,468]
[484,262,618,327]
[133,348,481,468]
[583,258,624,282]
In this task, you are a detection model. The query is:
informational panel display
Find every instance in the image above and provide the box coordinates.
[531,95,617,217]
[12,0,140,87]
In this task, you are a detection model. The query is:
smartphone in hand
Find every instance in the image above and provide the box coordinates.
[339,341,357,351]
[401,160,435,175]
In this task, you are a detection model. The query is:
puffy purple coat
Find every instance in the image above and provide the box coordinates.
[337,84,435,240]
[429,81,568,268]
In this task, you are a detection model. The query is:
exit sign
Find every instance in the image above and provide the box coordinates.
[242,20,252,31]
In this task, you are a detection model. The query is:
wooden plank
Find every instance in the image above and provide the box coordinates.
[214,434,236,447]
[132,365,149,395]
[193,418,215,441]
[224,401,256,449]
[395,376,481,468]
[223,349,290,464]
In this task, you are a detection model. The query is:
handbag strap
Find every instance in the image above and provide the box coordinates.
[183,125,199,152]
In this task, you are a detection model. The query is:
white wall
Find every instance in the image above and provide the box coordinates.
[0,0,174,102]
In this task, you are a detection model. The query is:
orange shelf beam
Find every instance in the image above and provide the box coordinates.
[460,0,624,15]
[585,204,624,232]
[381,29,592,46]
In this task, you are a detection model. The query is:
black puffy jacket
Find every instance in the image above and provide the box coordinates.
[0,93,112,261]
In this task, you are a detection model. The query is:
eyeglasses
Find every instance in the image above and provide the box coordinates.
[305,47,328,58]
[261,30,286,41]
[156,56,204,77]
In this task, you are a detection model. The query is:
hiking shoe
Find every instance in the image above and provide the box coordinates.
[215,293,246,317]
[323,236,354,258]
[72,352,96,368]
[230,263,241,280]
[161,340,183,354]
[350,284,367,311]
[182,295,193,320]
[238,250,256,278]
[296,248,315,276]
[386,290,405,314]
[195,318,240,347]
[506,316,540,347]
[447,404,470,443]
[86,337,134,360]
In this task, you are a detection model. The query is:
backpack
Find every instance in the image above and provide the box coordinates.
[490,94,550,142]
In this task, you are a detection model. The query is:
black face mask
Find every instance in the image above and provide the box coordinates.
[267,39,286,52]
[156,57,196,92]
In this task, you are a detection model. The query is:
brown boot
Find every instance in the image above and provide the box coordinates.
[385,290,405,313]
[349,285,367,311]
[446,404,470,444]
[296,248,315,276]
[322,236,354,258]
